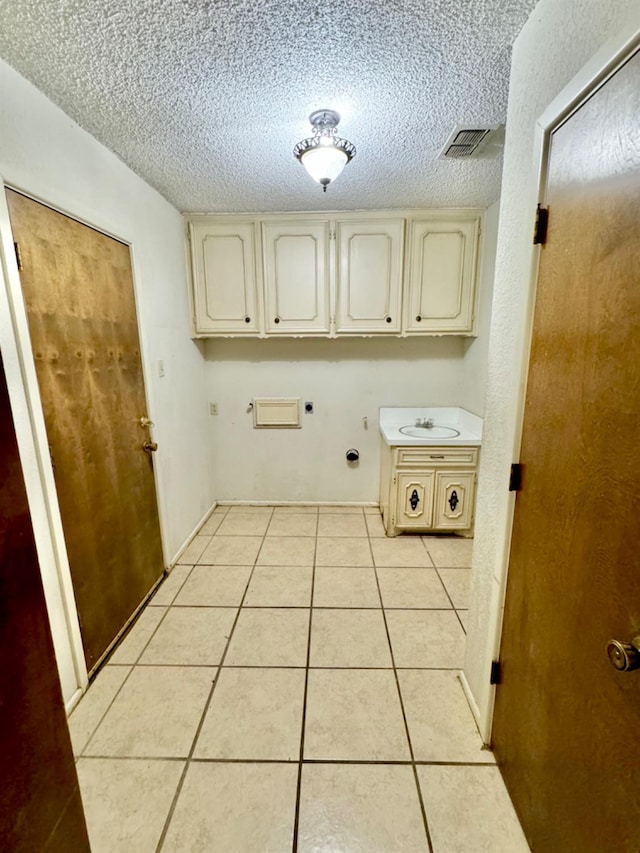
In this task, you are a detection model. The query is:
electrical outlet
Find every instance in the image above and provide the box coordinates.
[209,402,218,416]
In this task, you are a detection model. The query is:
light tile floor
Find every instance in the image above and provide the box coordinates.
[70,505,530,853]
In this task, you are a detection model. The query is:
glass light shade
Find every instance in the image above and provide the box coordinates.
[300,145,348,186]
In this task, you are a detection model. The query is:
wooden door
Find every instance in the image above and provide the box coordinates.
[492,51,640,852]
[0,352,90,851]
[189,220,261,335]
[335,219,404,333]
[7,190,165,672]
[262,220,331,334]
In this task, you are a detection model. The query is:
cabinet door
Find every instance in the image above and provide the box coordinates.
[262,221,330,334]
[335,219,404,333]
[395,471,435,529]
[433,471,475,530]
[405,216,480,334]
[190,221,261,335]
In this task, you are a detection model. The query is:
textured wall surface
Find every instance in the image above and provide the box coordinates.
[464,0,640,735]
[0,0,535,212]
[0,60,214,700]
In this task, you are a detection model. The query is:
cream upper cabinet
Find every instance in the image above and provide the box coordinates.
[404,215,480,334]
[189,220,261,335]
[262,220,331,335]
[335,219,404,333]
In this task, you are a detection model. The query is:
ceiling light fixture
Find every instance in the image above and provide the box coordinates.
[293,109,356,192]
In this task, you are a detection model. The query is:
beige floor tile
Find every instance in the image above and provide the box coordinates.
[194,668,305,760]
[439,568,471,608]
[371,536,433,568]
[199,513,224,534]
[313,566,380,608]
[310,609,392,667]
[109,606,167,665]
[418,765,530,853]
[152,565,192,606]
[177,535,212,565]
[365,512,387,537]
[457,609,468,631]
[85,666,215,758]
[257,536,316,566]
[315,537,372,567]
[422,535,474,567]
[244,565,313,607]
[199,535,262,565]
[162,762,298,852]
[317,513,368,537]
[272,505,319,514]
[298,764,427,852]
[266,513,318,537]
[399,670,494,762]
[304,669,410,760]
[386,610,466,668]
[377,567,451,609]
[69,666,132,755]
[211,505,229,515]
[139,607,236,666]
[319,505,365,514]
[364,505,382,514]
[216,512,271,536]
[173,565,251,606]
[77,757,184,853]
[227,504,273,514]
[224,608,309,666]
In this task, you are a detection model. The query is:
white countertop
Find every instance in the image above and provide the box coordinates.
[378,407,483,446]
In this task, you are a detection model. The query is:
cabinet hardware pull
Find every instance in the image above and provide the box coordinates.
[416,315,422,321]
[245,316,251,323]
[274,316,280,324]
[448,490,459,511]
[430,455,445,459]
[385,316,392,323]
[409,489,420,511]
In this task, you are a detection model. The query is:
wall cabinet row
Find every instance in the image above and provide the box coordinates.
[188,211,481,337]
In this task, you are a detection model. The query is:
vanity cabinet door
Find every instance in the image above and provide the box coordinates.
[189,221,262,335]
[262,221,331,334]
[335,219,404,333]
[395,471,435,529]
[432,471,476,530]
[405,215,480,334]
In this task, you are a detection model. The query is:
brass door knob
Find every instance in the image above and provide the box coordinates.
[142,440,158,453]
[607,637,640,671]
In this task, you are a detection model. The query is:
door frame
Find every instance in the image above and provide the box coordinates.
[480,25,640,742]
[0,182,168,710]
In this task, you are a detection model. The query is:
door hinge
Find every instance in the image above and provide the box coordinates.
[508,463,522,492]
[533,203,549,245]
[490,660,502,685]
[14,241,23,271]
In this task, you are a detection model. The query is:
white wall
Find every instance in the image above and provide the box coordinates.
[461,200,499,416]
[0,59,213,702]
[464,0,640,736]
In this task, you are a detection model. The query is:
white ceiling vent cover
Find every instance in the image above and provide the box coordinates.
[439,125,498,159]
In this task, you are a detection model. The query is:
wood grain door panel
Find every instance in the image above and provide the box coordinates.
[7,189,165,671]
[492,51,640,852]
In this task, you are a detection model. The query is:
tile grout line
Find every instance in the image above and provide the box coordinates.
[76,565,196,758]
[154,507,275,852]
[78,753,497,767]
[368,530,435,853]
[420,537,471,636]
[290,509,319,852]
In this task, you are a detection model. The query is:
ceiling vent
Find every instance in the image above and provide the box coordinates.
[439,125,503,159]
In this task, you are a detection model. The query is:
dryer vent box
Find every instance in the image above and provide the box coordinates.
[252,398,301,428]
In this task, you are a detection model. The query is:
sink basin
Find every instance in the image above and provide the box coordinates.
[399,424,461,438]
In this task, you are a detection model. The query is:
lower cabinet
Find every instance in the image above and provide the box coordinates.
[380,443,479,536]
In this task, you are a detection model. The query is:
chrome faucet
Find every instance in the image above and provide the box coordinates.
[415,417,435,429]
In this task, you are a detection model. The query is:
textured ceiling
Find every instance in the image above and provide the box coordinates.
[0,0,538,213]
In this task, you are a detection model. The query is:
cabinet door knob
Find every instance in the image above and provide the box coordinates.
[245,316,251,323]
[416,315,422,322]
[274,316,280,324]
[385,316,392,323]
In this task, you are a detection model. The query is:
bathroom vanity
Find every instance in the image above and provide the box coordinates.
[378,407,482,537]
